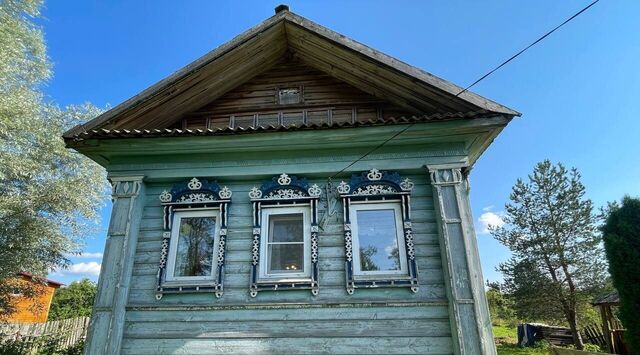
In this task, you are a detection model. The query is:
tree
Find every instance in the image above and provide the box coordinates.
[485,281,516,326]
[491,160,608,349]
[0,0,106,319]
[48,279,97,321]
[602,197,640,350]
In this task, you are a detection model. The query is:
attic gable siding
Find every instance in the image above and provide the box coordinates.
[175,60,413,130]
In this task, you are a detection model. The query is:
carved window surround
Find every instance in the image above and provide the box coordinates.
[338,169,418,294]
[249,173,321,297]
[156,178,232,299]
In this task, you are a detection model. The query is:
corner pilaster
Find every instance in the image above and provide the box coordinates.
[84,176,145,355]
[427,166,496,355]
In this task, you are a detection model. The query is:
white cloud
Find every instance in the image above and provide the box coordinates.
[75,252,103,259]
[58,262,102,277]
[477,209,505,235]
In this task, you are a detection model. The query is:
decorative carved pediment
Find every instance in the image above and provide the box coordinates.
[249,173,322,200]
[338,169,414,196]
[159,177,231,204]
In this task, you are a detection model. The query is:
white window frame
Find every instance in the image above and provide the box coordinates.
[259,206,311,281]
[165,209,221,283]
[349,201,408,278]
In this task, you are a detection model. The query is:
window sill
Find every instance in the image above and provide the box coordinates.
[256,277,312,284]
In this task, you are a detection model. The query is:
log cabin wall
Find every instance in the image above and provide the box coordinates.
[173,59,415,130]
[121,174,453,354]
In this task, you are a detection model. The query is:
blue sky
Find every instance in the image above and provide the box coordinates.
[41,1,640,284]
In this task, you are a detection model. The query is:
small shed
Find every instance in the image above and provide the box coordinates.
[6,273,64,323]
[592,291,627,354]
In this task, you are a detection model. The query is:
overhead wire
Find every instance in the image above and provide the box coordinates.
[326,0,601,181]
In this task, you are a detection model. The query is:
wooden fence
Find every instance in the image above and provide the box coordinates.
[0,316,89,353]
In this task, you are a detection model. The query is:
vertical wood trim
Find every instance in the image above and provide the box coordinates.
[457,174,497,354]
[85,176,145,355]
[427,166,496,355]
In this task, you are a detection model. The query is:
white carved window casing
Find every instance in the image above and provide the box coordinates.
[249,173,321,297]
[156,177,231,299]
[338,169,418,294]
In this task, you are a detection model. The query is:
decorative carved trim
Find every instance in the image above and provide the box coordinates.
[249,187,262,199]
[428,168,463,185]
[111,178,143,199]
[340,169,419,294]
[156,177,231,299]
[187,177,202,190]
[337,169,411,197]
[218,186,232,199]
[159,177,229,204]
[249,174,320,297]
[277,173,292,185]
[308,184,322,197]
[249,173,318,201]
[337,181,350,194]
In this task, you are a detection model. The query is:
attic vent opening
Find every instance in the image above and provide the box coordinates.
[277,87,301,105]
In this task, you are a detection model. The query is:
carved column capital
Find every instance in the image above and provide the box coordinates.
[110,176,144,200]
[426,166,464,185]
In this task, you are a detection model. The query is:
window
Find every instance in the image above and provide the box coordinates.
[338,168,418,294]
[166,209,220,283]
[350,203,407,277]
[248,173,321,297]
[277,87,301,105]
[259,207,311,280]
[157,177,231,299]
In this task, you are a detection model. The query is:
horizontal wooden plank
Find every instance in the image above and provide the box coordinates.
[128,267,444,290]
[124,305,449,323]
[124,318,450,339]
[131,255,444,276]
[127,282,447,305]
[120,336,453,354]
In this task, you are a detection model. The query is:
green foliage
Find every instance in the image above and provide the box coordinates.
[496,343,548,355]
[602,196,640,351]
[0,337,84,355]
[492,160,609,349]
[0,0,106,319]
[487,282,517,327]
[48,279,97,321]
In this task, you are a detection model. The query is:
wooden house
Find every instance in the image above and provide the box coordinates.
[5,273,63,323]
[64,6,519,354]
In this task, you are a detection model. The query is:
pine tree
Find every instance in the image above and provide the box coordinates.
[492,160,608,349]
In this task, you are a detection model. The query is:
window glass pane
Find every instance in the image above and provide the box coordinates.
[269,214,303,243]
[268,244,304,273]
[356,209,401,272]
[174,216,216,277]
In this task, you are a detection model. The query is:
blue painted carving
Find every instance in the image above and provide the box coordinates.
[338,169,418,294]
[249,173,321,297]
[156,177,231,300]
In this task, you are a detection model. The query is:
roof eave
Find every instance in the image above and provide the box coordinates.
[64,9,520,138]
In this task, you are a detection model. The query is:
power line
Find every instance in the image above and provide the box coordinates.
[327,0,600,181]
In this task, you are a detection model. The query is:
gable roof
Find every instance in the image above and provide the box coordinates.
[64,6,519,140]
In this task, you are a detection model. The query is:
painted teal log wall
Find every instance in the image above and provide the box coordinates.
[79,120,506,354]
[120,174,453,354]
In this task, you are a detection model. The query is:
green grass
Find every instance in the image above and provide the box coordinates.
[493,325,518,340]
[496,343,549,355]
[494,325,549,355]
